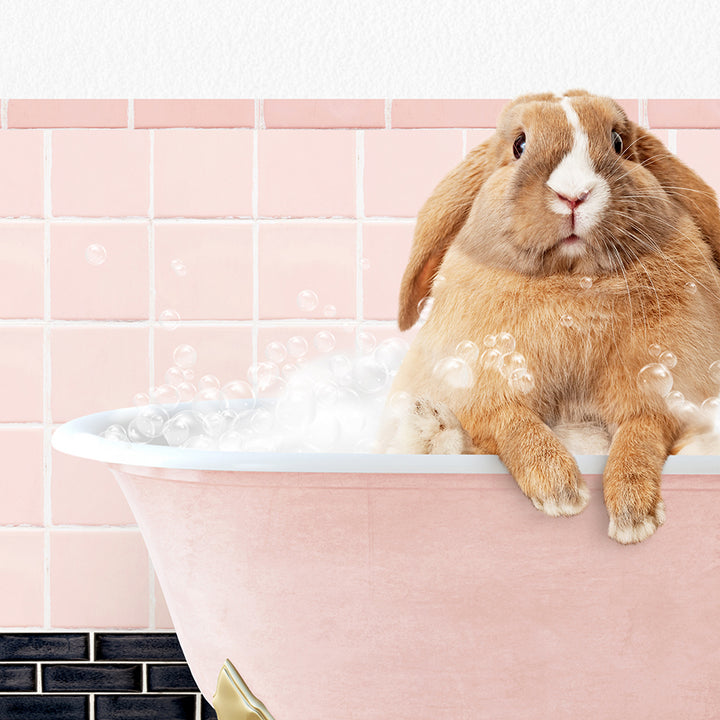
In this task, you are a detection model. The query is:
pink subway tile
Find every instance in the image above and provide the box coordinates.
[0,131,44,217]
[0,530,44,625]
[676,130,720,193]
[8,100,128,128]
[52,130,150,217]
[364,130,463,217]
[154,130,253,218]
[51,448,135,526]
[51,529,149,627]
[155,224,253,320]
[51,326,149,422]
[0,224,44,318]
[648,100,720,129]
[615,99,639,123]
[135,99,255,128]
[392,99,508,128]
[264,100,385,128]
[51,223,149,320]
[258,223,356,319]
[154,326,253,388]
[0,429,44,525]
[465,129,495,154]
[154,575,175,629]
[647,129,670,146]
[0,327,44,422]
[258,130,356,217]
[362,223,414,320]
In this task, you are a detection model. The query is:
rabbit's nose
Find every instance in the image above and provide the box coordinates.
[555,189,591,209]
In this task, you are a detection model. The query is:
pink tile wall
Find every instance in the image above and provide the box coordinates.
[0,97,717,633]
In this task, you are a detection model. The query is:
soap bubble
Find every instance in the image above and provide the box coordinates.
[375,338,409,372]
[358,331,376,354]
[192,388,229,415]
[455,340,480,365]
[433,356,473,388]
[684,281,697,294]
[580,276,593,290]
[173,344,197,369]
[159,309,180,330]
[182,368,195,381]
[323,304,337,318]
[85,244,107,266]
[314,331,336,353]
[162,411,203,447]
[329,353,353,385]
[103,424,129,443]
[297,289,319,312]
[164,366,185,386]
[127,419,151,444]
[134,405,169,438]
[149,384,180,407]
[709,360,720,384]
[183,435,217,450]
[659,351,677,369]
[176,382,197,402]
[199,374,221,390]
[648,343,662,357]
[314,381,339,407]
[265,341,287,365]
[483,334,497,348]
[281,362,299,380]
[387,391,413,416]
[222,380,255,404]
[509,368,535,393]
[417,296,434,322]
[287,336,309,359]
[496,332,515,354]
[171,258,187,277]
[360,257,371,271]
[200,409,236,438]
[637,363,673,397]
[433,274,446,288]
[218,430,244,451]
[499,351,526,378]
[249,406,274,434]
[133,392,150,407]
[560,314,574,328]
[352,356,389,394]
[480,348,502,370]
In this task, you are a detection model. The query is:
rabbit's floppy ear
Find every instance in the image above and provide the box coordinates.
[398,140,494,330]
[630,123,720,270]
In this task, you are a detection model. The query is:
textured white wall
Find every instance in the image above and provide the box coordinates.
[0,0,719,97]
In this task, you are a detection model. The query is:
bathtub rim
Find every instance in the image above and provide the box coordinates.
[51,404,720,475]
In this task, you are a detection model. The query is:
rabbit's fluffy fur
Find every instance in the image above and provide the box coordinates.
[381,90,720,544]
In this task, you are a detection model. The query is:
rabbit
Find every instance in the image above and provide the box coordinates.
[380,90,720,544]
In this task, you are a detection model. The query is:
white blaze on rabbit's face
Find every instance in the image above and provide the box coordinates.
[546,97,611,248]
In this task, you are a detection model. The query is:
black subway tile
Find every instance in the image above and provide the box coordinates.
[0,695,88,720]
[0,633,89,661]
[147,663,199,692]
[42,663,143,693]
[201,696,219,719]
[0,663,36,691]
[94,633,184,661]
[95,694,197,720]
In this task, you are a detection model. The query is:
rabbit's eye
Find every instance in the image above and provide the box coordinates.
[612,130,623,154]
[513,133,526,159]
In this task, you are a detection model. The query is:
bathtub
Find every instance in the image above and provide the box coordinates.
[53,405,720,719]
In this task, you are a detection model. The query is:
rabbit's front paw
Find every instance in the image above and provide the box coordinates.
[607,498,666,545]
[384,396,473,454]
[528,476,590,517]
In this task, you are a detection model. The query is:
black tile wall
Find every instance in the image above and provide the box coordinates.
[0,633,89,661]
[146,663,198,692]
[0,632,219,719]
[0,664,36,691]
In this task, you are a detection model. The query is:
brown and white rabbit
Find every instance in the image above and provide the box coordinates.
[381,90,720,544]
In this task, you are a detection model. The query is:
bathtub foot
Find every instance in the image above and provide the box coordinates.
[213,659,275,720]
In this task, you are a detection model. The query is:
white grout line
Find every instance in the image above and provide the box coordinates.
[462,128,467,157]
[356,130,364,326]
[668,128,678,154]
[639,98,649,128]
[1,99,8,129]
[0,215,417,224]
[128,99,134,130]
[252,99,260,373]
[149,131,156,391]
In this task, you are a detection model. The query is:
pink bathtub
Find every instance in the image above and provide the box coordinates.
[53,406,720,719]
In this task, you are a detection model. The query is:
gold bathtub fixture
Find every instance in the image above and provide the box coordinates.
[213,660,276,720]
